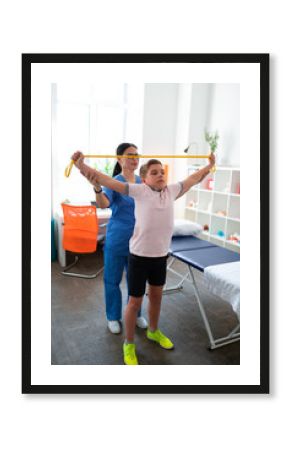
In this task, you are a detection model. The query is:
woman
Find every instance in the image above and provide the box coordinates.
[91,143,147,334]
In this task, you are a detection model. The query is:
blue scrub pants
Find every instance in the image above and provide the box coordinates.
[103,248,142,321]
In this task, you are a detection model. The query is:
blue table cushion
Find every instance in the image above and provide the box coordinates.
[172,246,240,272]
[169,236,215,253]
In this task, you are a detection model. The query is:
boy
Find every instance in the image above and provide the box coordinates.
[72,151,215,364]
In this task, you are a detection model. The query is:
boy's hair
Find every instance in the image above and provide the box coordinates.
[139,159,162,179]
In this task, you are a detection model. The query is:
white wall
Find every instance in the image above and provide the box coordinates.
[173,84,193,218]
[188,83,240,167]
[142,83,240,167]
[142,84,178,156]
[188,83,212,154]
[208,84,240,166]
[142,83,240,218]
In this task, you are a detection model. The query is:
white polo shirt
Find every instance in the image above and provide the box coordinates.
[126,182,183,257]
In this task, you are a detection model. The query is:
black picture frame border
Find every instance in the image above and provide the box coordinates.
[22,53,269,394]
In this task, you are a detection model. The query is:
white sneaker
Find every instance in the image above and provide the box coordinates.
[108,320,121,334]
[136,316,148,329]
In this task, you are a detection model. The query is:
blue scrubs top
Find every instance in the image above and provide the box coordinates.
[103,174,142,255]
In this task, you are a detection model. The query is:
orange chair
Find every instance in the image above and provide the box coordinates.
[163,164,169,183]
[61,203,105,278]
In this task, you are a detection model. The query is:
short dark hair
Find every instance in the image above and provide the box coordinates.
[139,159,162,179]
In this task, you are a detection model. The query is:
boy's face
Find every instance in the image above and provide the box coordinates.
[144,164,166,190]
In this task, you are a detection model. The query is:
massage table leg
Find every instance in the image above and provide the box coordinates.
[188,266,240,350]
[163,257,191,294]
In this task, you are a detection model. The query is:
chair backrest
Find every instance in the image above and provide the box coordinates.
[163,164,169,182]
[62,203,99,253]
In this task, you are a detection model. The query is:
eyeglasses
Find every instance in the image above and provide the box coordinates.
[125,153,140,158]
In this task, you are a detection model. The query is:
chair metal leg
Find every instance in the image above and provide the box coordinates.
[61,255,104,279]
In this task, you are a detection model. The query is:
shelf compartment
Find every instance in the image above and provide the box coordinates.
[196,211,211,232]
[231,170,240,194]
[214,169,231,193]
[227,219,240,232]
[212,192,228,217]
[198,190,213,212]
[226,220,240,245]
[228,195,240,220]
[185,208,198,223]
[186,189,199,209]
[200,173,214,191]
[210,215,226,240]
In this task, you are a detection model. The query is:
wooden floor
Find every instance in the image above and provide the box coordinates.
[51,249,240,365]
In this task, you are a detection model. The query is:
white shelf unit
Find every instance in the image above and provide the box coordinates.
[185,166,240,253]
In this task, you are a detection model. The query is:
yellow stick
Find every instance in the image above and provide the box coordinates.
[65,154,213,177]
[81,154,210,159]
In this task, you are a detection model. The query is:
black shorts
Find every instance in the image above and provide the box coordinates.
[128,253,168,297]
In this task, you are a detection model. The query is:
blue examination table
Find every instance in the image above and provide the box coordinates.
[166,236,240,349]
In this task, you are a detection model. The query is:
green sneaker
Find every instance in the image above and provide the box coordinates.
[146,329,174,350]
[123,343,138,365]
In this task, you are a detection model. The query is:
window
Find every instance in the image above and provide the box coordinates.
[51,83,144,211]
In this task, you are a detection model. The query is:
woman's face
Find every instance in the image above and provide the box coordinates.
[118,146,139,172]
[144,163,166,190]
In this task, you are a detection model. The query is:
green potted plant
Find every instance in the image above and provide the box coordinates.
[204,130,219,153]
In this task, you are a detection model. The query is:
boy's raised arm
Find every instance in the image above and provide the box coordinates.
[179,152,216,196]
[71,151,127,195]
